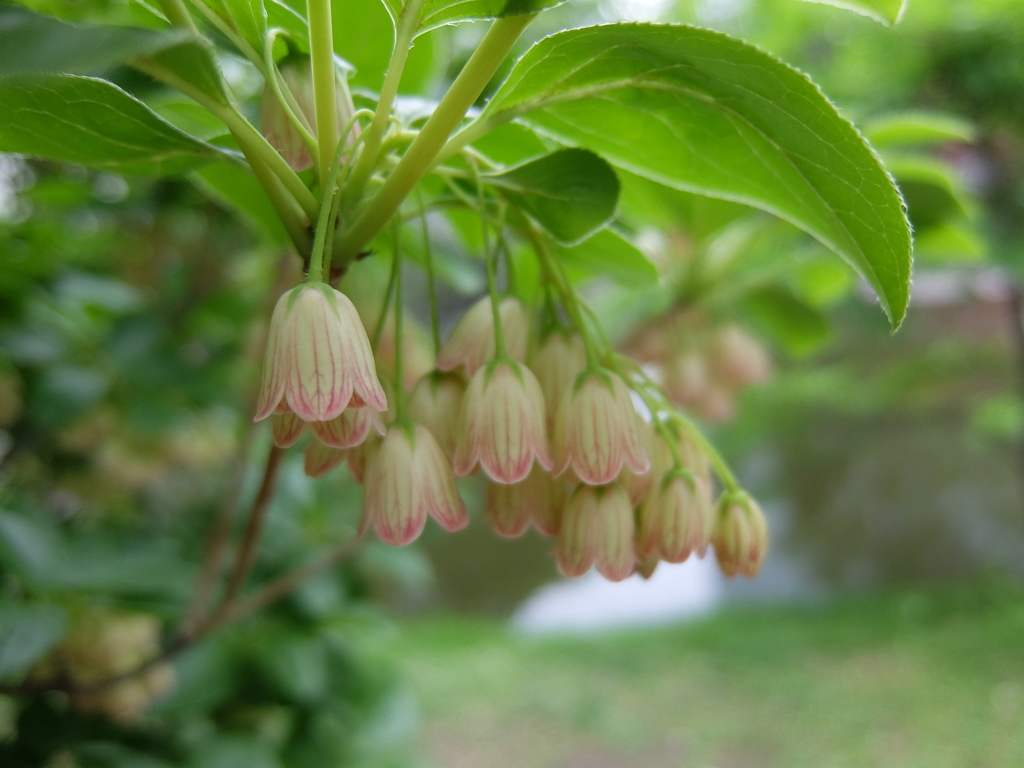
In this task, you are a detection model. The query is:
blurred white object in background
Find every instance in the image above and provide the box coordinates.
[512,556,723,635]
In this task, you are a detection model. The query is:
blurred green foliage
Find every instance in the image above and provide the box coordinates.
[0,164,426,766]
[398,577,1024,767]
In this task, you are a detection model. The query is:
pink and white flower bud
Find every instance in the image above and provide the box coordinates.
[664,350,709,409]
[634,550,659,580]
[556,484,635,582]
[254,284,387,423]
[362,424,468,545]
[530,330,587,429]
[639,471,714,564]
[436,297,529,377]
[618,419,659,506]
[486,464,565,538]
[272,411,306,448]
[712,494,768,578]
[453,360,552,484]
[346,431,381,484]
[553,370,649,486]
[408,371,466,460]
[707,324,772,388]
[303,438,348,478]
[260,59,359,172]
[694,386,737,423]
[310,407,383,449]
[374,316,435,391]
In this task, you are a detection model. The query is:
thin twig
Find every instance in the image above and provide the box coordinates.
[206,538,361,633]
[0,538,361,697]
[215,444,285,613]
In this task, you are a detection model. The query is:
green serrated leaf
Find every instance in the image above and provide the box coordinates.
[133,39,231,107]
[219,0,268,54]
[487,148,619,244]
[798,0,906,26]
[0,73,231,175]
[0,4,181,75]
[864,111,976,148]
[481,24,913,328]
[558,228,658,286]
[381,0,567,35]
[0,603,67,682]
[267,0,308,51]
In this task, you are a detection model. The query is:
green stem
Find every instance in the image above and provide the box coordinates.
[673,414,740,492]
[473,160,507,359]
[344,0,426,210]
[336,14,535,261]
[416,188,442,356]
[245,155,313,255]
[372,253,400,350]
[222,108,320,221]
[264,30,318,158]
[158,0,198,33]
[307,132,358,282]
[190,0,267,75]
[307,0,338,184]
[132,56,316,248]
[392,218,408,419]
[524,222,600,367]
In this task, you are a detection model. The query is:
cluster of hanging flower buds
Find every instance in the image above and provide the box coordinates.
[626,309,772,422]
[255,281,768,582]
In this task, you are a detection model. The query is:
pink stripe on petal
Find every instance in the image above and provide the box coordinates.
[303,439,347,478]
[254,295,290,421]
[311,409,373,449]
[272,411,306,447]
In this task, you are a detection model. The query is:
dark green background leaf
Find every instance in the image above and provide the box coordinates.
[0,73,232,174]
[558,228,658,286]
[483,24,913,327]
[742,285,831,356]
[488,148,619,244]
[864,111,976,148]
[381,0,567,35]
[798,0,905,26]
[0,602,67,682]
[0,4,179,75]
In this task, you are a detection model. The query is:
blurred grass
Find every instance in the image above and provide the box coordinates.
[394,577,1024,768]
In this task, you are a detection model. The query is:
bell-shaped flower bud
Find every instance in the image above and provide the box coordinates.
[486,464,565,538]
[664,350,709,409]
[453,360,552,484]
[618,419,659,506]
[436,297,528,377]
[260,59,360,172]
[374,316,435,391]
[362,424,468,545]
[634,550,659,580]
[254,284,387,423]
[346,431,381,484]
[303,438,348,478]
[409,371,466,460]
[712,493,768,578]
[556,484,635,582]
[639,470,714,564]
[708,324,772,389]
[310,407,383,449]
[272,411,306,448]
[530,330,587,429]
[694,387,737,423]
[553,370,649,486]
